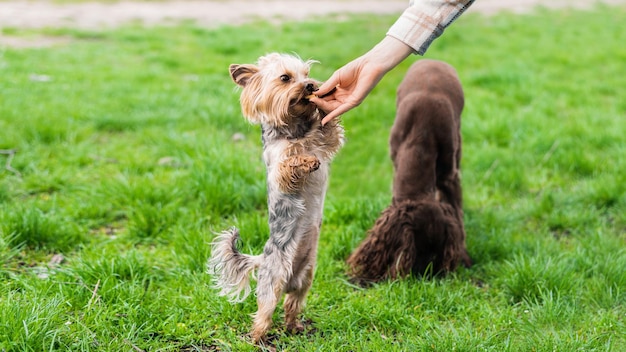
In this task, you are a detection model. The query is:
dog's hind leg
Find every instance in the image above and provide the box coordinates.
[251,251,290,343]
[251,193,306,343]
[283,227,319,333]
[283,265,313,334]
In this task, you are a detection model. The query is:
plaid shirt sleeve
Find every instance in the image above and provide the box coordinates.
[387,0,475,55]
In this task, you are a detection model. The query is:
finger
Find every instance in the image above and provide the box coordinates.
[309,96,338,113]
[321,112,338,126]
[321,103,354,125]
[315,72,340,96]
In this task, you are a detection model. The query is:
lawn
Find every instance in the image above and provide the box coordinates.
[1,4,625,351]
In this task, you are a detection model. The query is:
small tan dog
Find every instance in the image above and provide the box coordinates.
[208,53,344,343]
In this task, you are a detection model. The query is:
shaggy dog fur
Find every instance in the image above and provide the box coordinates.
[208,53,344,343]
[347,59,471,284]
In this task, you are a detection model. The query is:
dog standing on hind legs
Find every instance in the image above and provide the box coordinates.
[208,53,344,343]
[347,59,472,284]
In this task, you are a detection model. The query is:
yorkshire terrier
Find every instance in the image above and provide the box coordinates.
[208,53,344,343]
[347,59,471,284]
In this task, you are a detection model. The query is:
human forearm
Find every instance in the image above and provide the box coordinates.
[363,36,414,74]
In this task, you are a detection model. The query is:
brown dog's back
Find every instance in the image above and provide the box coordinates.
[396,59,464,114]
[391,60,464,208]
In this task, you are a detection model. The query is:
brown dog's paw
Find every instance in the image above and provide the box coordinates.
[460,249,473,268]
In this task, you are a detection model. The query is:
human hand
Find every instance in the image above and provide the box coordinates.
[309,36,414,125]
[309,58,387,125]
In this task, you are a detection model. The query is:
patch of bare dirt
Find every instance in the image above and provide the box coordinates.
[0,35,70,48]
[1,0,625,48]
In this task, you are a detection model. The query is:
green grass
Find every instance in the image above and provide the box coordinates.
[1,5,626,351]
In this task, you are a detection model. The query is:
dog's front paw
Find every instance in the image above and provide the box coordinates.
[289,154,320,174]
[277,154,321,193]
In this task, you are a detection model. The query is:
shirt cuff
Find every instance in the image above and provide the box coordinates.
[386,6,444,55]
[387,1,474,55]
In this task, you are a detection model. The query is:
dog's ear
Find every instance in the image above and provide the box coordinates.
[229,64,258,87]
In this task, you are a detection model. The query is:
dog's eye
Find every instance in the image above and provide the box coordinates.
[280,74,291,82]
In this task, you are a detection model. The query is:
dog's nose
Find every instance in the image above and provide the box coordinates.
[305,83,316,92]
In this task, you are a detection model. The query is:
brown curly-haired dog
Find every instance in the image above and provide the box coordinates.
[347,59,471,284]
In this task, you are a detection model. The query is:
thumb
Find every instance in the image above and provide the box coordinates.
[315,71,340,96]
[321,113,336,126]
[308,96,334,112]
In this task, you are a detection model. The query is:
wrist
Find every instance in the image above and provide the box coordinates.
[365,36,413,73]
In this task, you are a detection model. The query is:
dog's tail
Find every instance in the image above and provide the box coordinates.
[207,227,263,302]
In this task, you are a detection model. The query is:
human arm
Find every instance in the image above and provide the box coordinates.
[311,0,475,125]
[309,36,413,125]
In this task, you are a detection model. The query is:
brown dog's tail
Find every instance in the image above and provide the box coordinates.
[207,227,263,302]
[347,199,470,285]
